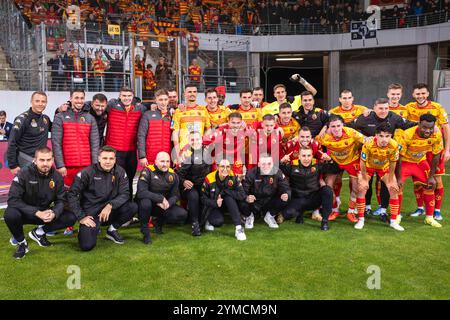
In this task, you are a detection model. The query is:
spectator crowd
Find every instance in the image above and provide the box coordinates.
[14,0,450,34]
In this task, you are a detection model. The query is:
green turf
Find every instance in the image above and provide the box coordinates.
[0,176,449,300]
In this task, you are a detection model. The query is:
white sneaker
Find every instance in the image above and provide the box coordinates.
[264,212,279,229]
[311,210,323,221]
[354,219,365,230]
[205,221,214,231]
[245,213,254,229]
[390,222,405,231]
[235,227,247,241]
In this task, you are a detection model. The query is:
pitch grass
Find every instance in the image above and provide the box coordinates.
[0,176,449,300]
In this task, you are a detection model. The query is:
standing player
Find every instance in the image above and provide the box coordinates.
[105,87,148,197]
[405,83,450,221]
[235,88,262,127]
[52,89,99,188]
[204,88,230,129]
[7,91,52,175]
[171,85,211,162]
[316,114,365,223]
[356,123,403,231]
[329,89,368,214]
[387,83,408,118]
[396,114,443,228]
[137,89,172,166]
[292,91,329,138]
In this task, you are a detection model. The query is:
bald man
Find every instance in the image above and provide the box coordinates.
[135,152,188,244]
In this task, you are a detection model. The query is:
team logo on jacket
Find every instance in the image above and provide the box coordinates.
[31,119,38,127]
[228,179,234,187]
[49,179,55,189]
[311,167,316,173]
[80,117,86,123]
[269,177,274,185]
[312,114,317,120]
[168,174,174,183]
[43,118,48,125]
[112,175,115,183]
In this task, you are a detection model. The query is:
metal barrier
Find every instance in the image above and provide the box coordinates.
[182,74,252,93]
[0,68,131,92]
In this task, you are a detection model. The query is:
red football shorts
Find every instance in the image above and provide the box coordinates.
[400,160,430,185]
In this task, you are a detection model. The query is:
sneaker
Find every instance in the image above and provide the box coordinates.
[13,242,29,259]
[192,222,201,236]
[372,207,384,216]
[328,211,340,221]
[434,210,443,221]
[9,236,18,246]
[390,222,405,231]
[346,212,358,223]
[411,208,425,217]
[204,220,214,231]
[235,227,247,241]
[311,210,323,222]
[245,213,254,229]
[354,219,365,230]
[140,226,152,245]
[364,208,372,217]
[264,212,279,229]
[28,229,52,247]
[64,226,74,236]
[424,216,442,228]
[276,213,285,224]
[380,213,389,224]
[106,229,125,244]
[321,221,329,231]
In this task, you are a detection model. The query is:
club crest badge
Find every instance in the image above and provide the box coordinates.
[228,179,234,187]
[168,174,174,183]
[31,119,38,128]
[49,180,55,189]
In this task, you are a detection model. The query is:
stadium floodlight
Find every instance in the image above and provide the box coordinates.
[275,58,304,61]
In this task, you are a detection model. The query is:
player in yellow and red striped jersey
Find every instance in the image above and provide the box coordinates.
[396,113,444,228]
[405,83,450,221]
[204,88,231,129]
[171,85,211,162]
[356,123,403,231]
[328,89,368,214]
[277,103,300,158]
[235,88,262,127]
[316,114,365,223]
[387,83,408,118]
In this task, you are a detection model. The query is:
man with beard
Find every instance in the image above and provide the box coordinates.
[4,147,77,259]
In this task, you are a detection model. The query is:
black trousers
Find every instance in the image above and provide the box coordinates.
[138,199,188,229]
[4,207,77,243]
[182,187,203,223]
[207,196,242,227]
[284,186,333,221]
[365,175,390,209]
[239,197,288,218]
[78,201,137,252]
[116,151,138,199]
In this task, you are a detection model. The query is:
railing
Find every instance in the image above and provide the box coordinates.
[182,74,252,93]
[181,11,449,36]
[0,68,131,92]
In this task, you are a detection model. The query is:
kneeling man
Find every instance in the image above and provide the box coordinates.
[68,145,137,251]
